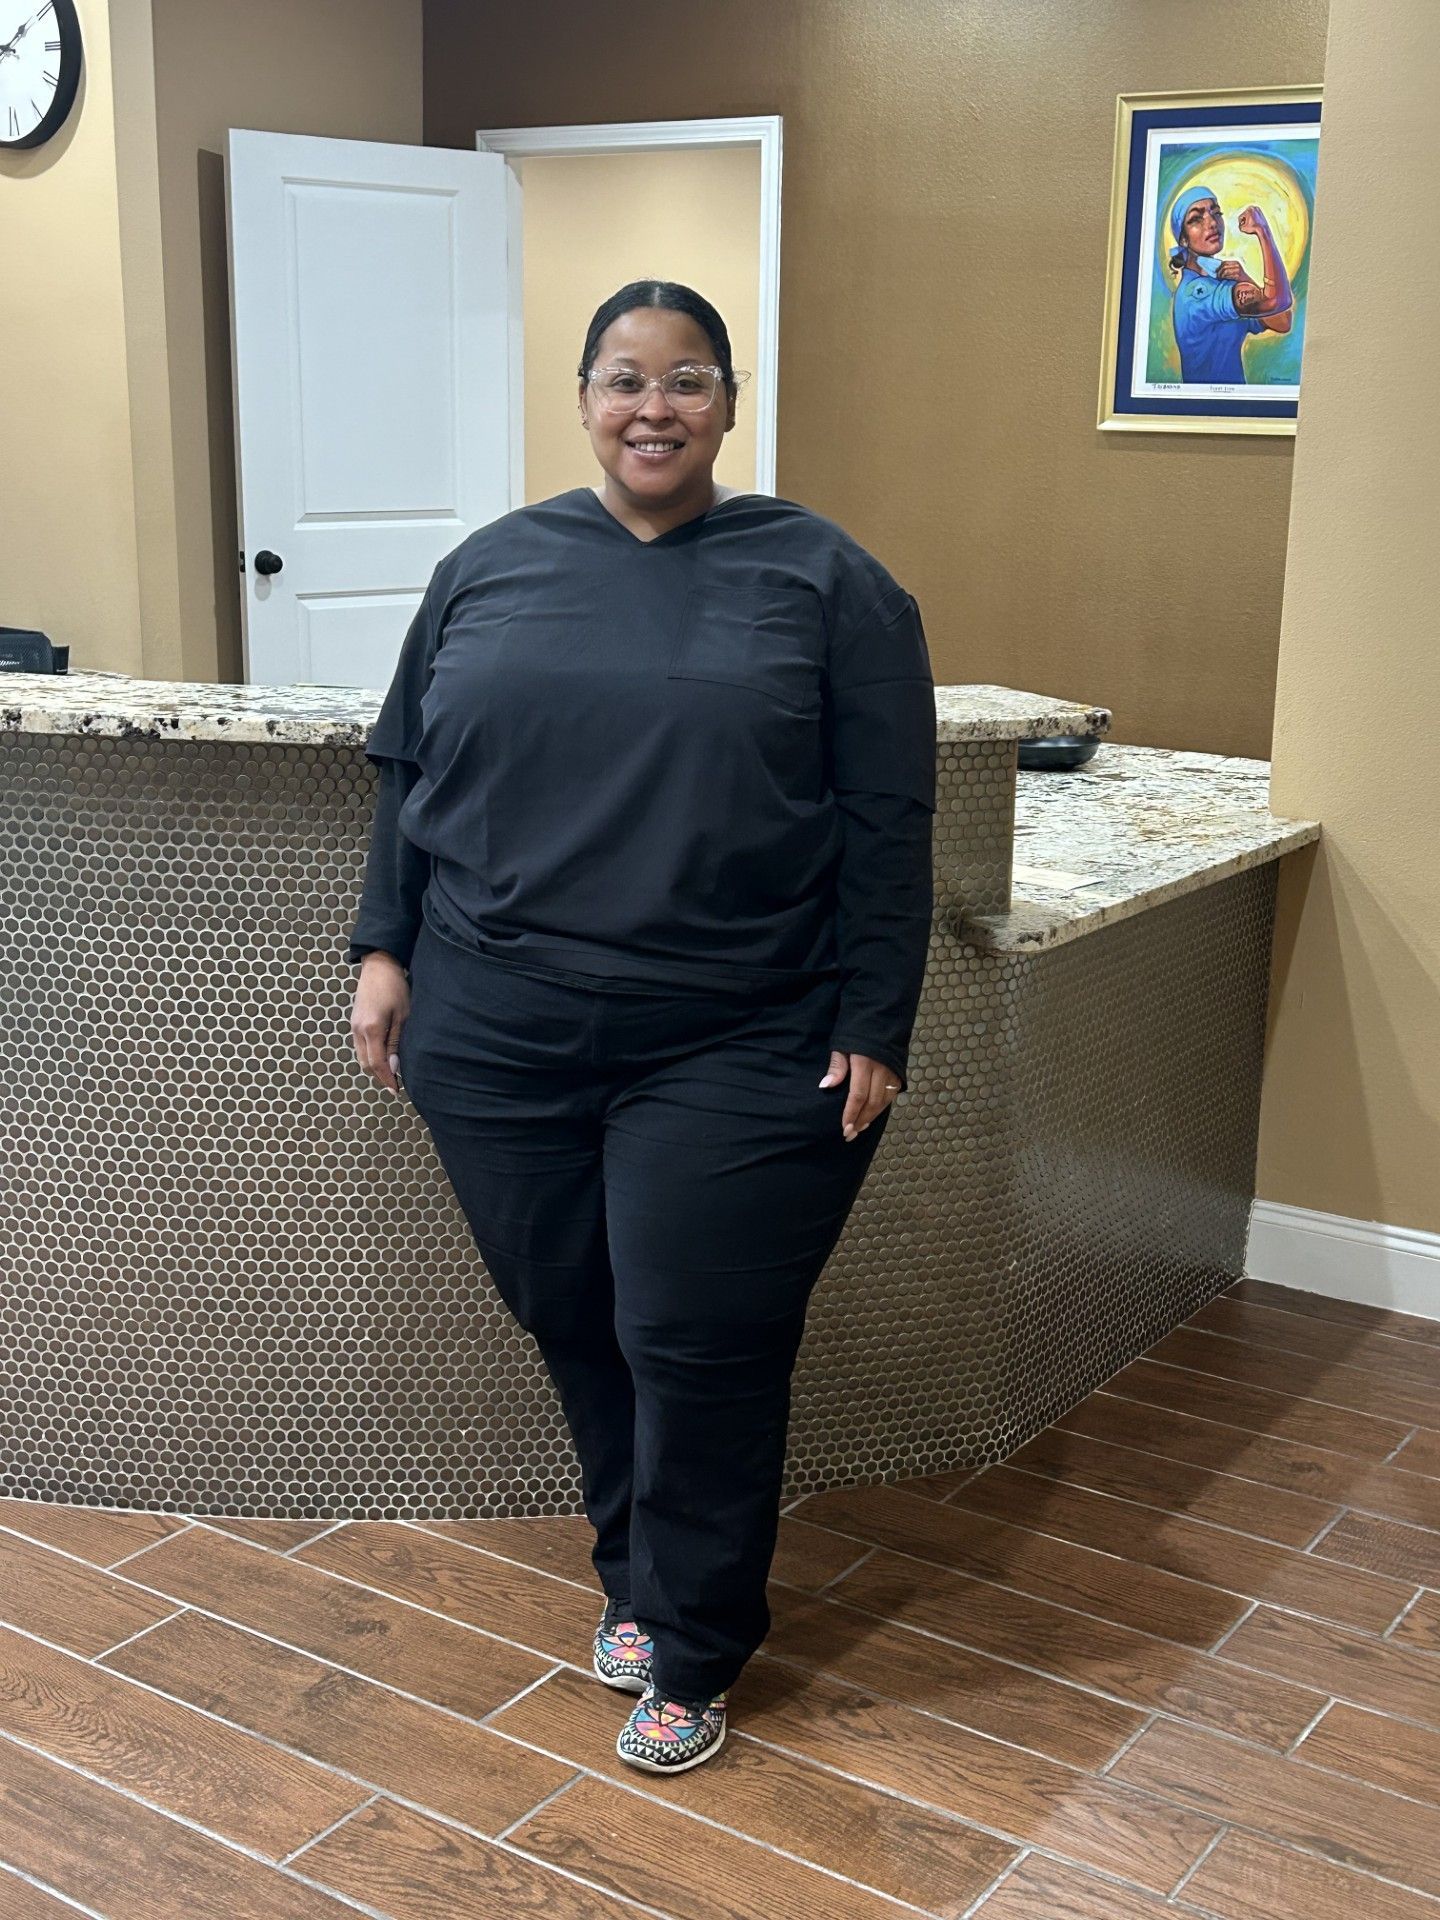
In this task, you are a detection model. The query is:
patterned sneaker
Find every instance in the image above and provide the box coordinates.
[592,1597,653,1694]
[616,1682,728,1774]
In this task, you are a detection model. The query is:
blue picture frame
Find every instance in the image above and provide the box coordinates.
[1099,87,1322,435]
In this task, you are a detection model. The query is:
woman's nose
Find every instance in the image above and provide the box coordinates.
[637,384,677,421]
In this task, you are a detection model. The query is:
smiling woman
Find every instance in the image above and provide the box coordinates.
[576,279,752,540]
[347,273,936,1775]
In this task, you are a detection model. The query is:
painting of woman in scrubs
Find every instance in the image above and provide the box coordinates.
[1167,187,1293,384]
[1099,90,1320,433]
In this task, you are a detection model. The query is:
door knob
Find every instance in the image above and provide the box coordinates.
[253,550,284,576]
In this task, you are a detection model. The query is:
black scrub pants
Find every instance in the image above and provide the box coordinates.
[397,913,893,1711]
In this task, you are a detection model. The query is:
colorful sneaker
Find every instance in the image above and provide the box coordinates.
[616,1682,728,1773]
[592,1596,653,1694]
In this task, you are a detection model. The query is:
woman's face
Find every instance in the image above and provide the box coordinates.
[1183,198,1224,257]
[579,306,736,505]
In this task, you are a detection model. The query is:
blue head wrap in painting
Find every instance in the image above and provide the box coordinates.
[1171,184,1223,277]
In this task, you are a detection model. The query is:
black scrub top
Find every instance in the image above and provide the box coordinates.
[348,486,937,1089]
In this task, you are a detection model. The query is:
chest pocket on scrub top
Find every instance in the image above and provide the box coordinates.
[667,584,823,714]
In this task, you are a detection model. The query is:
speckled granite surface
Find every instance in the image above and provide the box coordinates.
[962,744,1320,953]
[0,669,1110,747]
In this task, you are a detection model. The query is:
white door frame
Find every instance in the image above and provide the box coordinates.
[474,116,783,495]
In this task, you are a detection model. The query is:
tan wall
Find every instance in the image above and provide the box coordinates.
[425,0,1331,755]
[149,0,422,682]
[518,147,760,505]
[1259,0,1440,1238]
[0,0,144,668]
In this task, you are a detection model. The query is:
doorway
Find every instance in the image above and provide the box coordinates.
[477,117,782,500]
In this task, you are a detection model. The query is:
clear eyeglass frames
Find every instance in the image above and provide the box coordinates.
[584,364,752,414]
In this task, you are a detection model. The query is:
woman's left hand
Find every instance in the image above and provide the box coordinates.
[820,1050,903,1140]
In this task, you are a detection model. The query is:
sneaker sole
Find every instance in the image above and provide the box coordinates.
[593,1650,650,1694]
[616,1717,727,1774]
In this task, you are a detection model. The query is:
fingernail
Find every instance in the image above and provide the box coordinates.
[843,1124,856,1140]
[819,1073,836,1087]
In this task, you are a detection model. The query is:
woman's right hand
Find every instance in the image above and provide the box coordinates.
[351,951,411,1096]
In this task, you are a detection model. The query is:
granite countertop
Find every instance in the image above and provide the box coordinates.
[0,669,1110,747]
[961,743,1320,953]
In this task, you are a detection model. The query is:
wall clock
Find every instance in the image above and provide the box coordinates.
[0,0,82,150]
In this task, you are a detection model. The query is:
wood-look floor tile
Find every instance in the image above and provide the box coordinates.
[763,1583,1143,1769]
[789,1482,1247,1647]
[0,1528,179,1657]
[511,1770,920,1919]
[1181,1823,1440,1919]
[204,1518,342,1552]
[1396,1429,1440,1479]
[887,1467,979,1502]
[1102,1358,1412,1457]
[973,1852,1179,1917]
[1228,1278,1440,1353]
[0,1868,93,1918]
[1109,1716,1440,1896]
[1191,1298,1440,1390]
[1057,1393,1440,1533]
[406,1513,595,1585]
[768,1516,874,1591]
[946,1465,1413,1633]
[831,1549,1323,1748]
[1003,1426,1340,1545]
[1296,1701,1440,1805]
[410,1509,870,1598]
[487,1665,1013,1917]
[1217,1607,1440,1729]
[296,1521,598,1656]
[116,1525,551,1721]
[1310,1510,1440,1585]
[0,1500,188,1568]
[1392,1591,1440,1653]
[1144,1327,1440,1430]
[298,1794,654,1918]
[729,1658,1218,1894]
[0,1733,357,1918]
[101,1608,571,1836]
[0,1621,363,1858]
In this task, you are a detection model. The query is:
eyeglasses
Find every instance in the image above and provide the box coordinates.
[583,363,751,414]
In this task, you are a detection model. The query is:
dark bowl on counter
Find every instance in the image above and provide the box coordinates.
[1017,734,1102,772]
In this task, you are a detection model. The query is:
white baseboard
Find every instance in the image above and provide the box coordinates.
[1246,1198,1440,1321]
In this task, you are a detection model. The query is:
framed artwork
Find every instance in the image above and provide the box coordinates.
[1098,86,1321,435]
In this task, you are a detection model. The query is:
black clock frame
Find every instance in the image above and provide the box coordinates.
[0,0,82,150]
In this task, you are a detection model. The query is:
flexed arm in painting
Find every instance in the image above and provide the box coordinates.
[1219,206,1294,333]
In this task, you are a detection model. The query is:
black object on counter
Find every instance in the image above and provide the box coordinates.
[0,627,69,673]
[1018,733,1101,772]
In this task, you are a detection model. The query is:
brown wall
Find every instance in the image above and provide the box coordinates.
[0,0,145,668]
[1259,0,1440,1238]
[424,0,1330,755]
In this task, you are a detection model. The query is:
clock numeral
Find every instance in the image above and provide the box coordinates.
[39,1,54,15]
[6,109,16,138]
[42,69,57,85]
[46,38,60,50]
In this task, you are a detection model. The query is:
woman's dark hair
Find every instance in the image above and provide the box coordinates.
[578,280,737,395]
[1169,245,1189,277]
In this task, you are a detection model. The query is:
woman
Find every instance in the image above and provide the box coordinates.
[1167,185,1293,385]
[348,280,936,1776]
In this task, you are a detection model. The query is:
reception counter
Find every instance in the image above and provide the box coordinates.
[0,670,1319,1519]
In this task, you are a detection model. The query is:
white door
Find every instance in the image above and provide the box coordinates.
[225,129,522,688]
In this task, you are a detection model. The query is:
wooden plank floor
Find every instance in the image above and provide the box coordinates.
[3,1274,1440,1918]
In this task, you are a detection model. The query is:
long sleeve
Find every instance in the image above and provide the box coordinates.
[347,756,430,968]
[824,583,938,1092]
[346,568,447,970]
